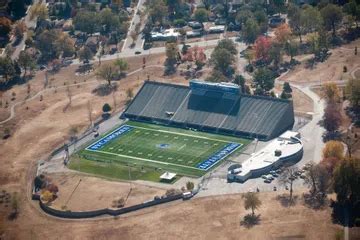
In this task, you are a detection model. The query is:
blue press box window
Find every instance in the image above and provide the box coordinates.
[197,142,241,170]
[87,125,133,150]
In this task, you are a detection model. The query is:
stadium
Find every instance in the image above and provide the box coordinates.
[72,80,295,182]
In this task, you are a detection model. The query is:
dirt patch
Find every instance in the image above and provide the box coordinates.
[2,191,341,239]
[275,83,314,113]
[49,173,165,211]
[280,39,360,84]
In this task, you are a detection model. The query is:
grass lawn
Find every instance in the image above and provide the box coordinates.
[69,121,250,182]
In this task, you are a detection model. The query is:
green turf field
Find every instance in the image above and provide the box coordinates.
[70,121,250,182]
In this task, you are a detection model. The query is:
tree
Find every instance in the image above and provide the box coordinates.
[343,0,360,28]
[269,44,282,68]
[126,88,133,100]
[99,8,120,34]
[342,130,359,158]
[321,156,342,175]
[18,51,35,78]
[215,39,238,56]
[304,162,331,197]
[281,82,292,99]
[102,103,112,113]
[30,3,48,21]
[345,78,360,108]
[73,11,99,35]
[0,17,12,39]
[323,140,344,160]
[148,0,168,25]
[242,192,261,216]
[253,68,275,95]
[206,70,228,83]
[333,157,360,206]
[68,125,78,141]
[10,0,27,20]
[36,30,63,61]
[254,36,272,61]
[164,42,179,74]
[13,21,27,40]
[114,58,128,75]
[278,166,299,204]
[210,48,235,76]
[288,4,321,43]
[236,9,253,27]
[194,8,208,25]
[323,103,342,133]
[286,40,298,61]
[78,46,93,62]
[242,18,260,44]
[55,33,75,58]
[87,100,93,127]
[40,190,54,203]
[9,192,19,219]
[96,64,116,86]
[234,74,248,94]
[274,24,291,46]
[320,4,343,37]
[0,57,16,84]
[321,83,340,103]
[186,181,194,191]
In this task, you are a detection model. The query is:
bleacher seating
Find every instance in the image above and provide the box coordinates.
[122,81,295,141]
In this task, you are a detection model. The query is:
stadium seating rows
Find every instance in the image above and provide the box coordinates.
[122,81,295,141]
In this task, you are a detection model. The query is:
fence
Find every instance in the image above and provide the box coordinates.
[38,194,184,219]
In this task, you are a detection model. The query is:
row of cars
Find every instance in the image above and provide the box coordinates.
[261,163,313,184]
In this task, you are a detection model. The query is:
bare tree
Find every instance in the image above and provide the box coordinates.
[278,166,299,204]
[112,91,117,111]
[66,85,72,105]
[342,128,359,158]
[87,100,93,127]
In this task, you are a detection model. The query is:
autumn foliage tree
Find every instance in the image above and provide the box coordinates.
[274,23,292,46]
[322,140,344,160]
[182,46,206,69]
[322,83,341,103]
[323,103,342,133]
[254,36,272,61]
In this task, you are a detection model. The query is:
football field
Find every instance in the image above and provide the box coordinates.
[74,121,250,179]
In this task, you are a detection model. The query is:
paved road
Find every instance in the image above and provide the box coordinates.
[9,1,39,60]
[72,37,238,65]
[122,0,146,51]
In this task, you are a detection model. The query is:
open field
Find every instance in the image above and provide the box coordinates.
[49,173,166,211]
[71,121,250,180]
[2,190,343,239]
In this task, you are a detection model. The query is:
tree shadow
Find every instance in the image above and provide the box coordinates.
[92,83,118,96]
[7,211,18,221]
[275,194,298,207]
[240,214,261,228]
[303,192,328,210]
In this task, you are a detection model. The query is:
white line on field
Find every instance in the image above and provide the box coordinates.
[87,149,205,171]
[130,125,236,143]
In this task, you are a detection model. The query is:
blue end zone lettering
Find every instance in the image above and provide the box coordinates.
[196,142,241,170]
[87,125,133,151]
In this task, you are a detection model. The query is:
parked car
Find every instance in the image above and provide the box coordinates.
[264,179,272,183]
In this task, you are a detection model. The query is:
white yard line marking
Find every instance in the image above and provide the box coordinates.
[178,144,187,151]
[87,149,205,171]
[130,125,236,143]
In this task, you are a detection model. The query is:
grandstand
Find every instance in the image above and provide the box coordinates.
[122,80,295,141]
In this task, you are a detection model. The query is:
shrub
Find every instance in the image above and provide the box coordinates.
[102,103,112,113]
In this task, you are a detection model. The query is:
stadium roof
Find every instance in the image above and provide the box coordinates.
[122,81,295,141]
